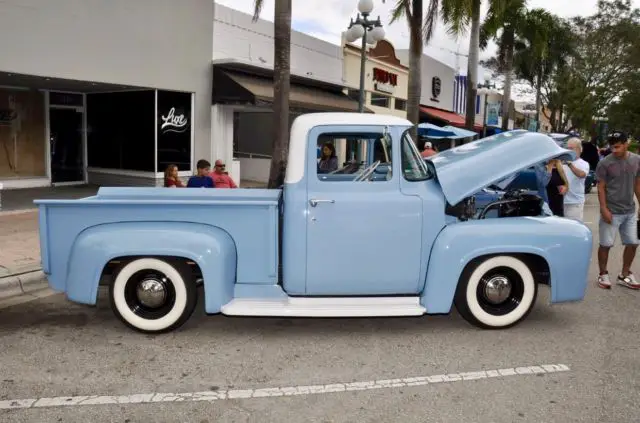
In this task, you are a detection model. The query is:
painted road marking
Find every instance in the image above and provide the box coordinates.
[0,363,570,410]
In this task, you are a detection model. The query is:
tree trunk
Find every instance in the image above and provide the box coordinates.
[464,0,481,130]
[501,29,514,131]
[406,0,423,133]
[534,66,542,132]
[268,0,292,189]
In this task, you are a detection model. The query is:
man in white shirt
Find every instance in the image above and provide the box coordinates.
[562,137,591,221]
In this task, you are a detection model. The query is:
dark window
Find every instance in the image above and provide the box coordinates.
[370,94,390,108]
[157,90,192,172]
[346,89,360,100]
[49,92,83,107]
[395,99,407,111]
[87,90,155,172]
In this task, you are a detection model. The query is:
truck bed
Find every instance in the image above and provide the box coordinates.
[35,187,281,293]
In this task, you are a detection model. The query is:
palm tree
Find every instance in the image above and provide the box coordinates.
[480,0,529,131]
[252,0,292,188]
[391,0,507,131]
[511,11,572,131]
[388,0,425,128]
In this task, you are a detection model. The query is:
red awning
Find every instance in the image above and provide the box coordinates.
[419,106,466,126]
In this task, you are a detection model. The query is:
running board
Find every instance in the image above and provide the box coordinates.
[220,296,426,317]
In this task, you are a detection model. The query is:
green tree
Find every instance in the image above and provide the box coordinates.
[567,0,640,129]
[252,0,292,188]
[390,0,499,130]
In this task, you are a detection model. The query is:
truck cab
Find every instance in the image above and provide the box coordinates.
[35,113,593,334]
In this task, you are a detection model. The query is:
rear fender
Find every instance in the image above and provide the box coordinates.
[66,222,237,313]
[421,217,592,313]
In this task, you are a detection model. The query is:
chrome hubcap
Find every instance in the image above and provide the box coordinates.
[483,276,512,304]
[136,279,167,308]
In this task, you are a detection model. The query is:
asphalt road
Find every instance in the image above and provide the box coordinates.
[1,193,639,423]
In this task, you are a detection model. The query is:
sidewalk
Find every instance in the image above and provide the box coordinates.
[0,211,41,277]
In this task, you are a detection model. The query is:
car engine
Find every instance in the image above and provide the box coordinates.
[477,189,544,219]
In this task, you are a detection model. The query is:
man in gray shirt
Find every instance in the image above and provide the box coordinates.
[595,131,640,290]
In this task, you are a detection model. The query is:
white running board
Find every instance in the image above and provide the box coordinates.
[221,296,426,317]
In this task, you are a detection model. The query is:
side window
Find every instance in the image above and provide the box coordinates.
[401,131,432,182]
[317,133,393,182]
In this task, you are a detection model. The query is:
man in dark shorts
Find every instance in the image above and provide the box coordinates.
[595,131,640,289]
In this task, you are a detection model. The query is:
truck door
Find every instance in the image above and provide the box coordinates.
[306,126,423,295]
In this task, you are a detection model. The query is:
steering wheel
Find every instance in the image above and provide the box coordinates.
[353,160,381,182]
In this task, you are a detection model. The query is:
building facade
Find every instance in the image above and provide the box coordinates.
[212,4,360,183]
[342,38,409,118]
[0,0,214,189]
[395,49,457,121]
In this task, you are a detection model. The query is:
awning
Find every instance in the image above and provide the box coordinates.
[441,125,478,138]
[213,69,371,112]
[417,123,457,139]
[420,106,466,126]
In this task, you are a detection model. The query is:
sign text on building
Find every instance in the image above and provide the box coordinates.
[373,68,398,86]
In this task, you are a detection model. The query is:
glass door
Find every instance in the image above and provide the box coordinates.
[49,107,84,184]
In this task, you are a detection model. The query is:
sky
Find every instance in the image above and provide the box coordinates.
[215,0,636,102]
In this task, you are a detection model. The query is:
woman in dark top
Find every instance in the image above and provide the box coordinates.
[318,142,338,173]
[545,159,568,216]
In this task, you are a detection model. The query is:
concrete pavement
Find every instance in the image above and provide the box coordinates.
[0,193,639,422]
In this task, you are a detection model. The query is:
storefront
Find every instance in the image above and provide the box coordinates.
[342,39,409,119]
[0,0,213,189]
[212,4,362,183]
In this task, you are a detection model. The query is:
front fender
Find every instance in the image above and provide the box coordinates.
[421,216,592,313]
[66,222,237,313]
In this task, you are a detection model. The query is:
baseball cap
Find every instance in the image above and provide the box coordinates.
[424,142,433,149]
[607,131,628,143]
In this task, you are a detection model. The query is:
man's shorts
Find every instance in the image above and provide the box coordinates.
[599,212,639,247]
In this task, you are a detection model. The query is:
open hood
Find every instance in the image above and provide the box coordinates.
[428,130,574,205]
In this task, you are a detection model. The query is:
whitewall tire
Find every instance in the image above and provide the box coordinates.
[109,258,197,333]
[455,255,537,329]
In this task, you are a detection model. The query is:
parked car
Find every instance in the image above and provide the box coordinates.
[35,115,592,334]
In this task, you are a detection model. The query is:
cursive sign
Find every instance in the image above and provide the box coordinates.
[431,77,441,99]
[160,107,189,133]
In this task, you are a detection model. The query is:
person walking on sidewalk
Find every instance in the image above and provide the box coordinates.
[595,131,640,290]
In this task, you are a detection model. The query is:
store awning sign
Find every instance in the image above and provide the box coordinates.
[160,107,189,134]
[373,67,397,94]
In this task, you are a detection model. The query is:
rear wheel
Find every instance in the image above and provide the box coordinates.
[109,258,197,333]
[455,255,538,329]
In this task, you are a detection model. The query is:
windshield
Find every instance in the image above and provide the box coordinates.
[401,129,432,181]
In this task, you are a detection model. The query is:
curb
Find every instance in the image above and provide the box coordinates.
[0,270,48,300]
[0,208,38,217]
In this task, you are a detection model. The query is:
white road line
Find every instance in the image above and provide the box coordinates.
[0,363,570,410]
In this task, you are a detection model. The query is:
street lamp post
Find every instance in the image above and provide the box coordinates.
[345,0,386,113]
[478,80,496,138]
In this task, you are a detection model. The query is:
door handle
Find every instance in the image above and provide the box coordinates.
[309,198,335,207]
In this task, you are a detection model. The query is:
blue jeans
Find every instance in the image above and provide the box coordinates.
[599,212,638,247]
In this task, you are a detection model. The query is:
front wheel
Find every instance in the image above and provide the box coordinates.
[454,255,538,329]
[109,258,197,333]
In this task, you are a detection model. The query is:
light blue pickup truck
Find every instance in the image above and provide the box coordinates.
[35,113,592,333]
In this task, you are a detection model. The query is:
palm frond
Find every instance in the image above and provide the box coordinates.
[252,0,264,22]
[422,0,440,43]
[389,0,411,25]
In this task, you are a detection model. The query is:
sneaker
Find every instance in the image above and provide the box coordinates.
[598,273,612,289]
[617,273,640,290]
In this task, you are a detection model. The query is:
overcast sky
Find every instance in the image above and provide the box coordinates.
[215,0,637,102]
